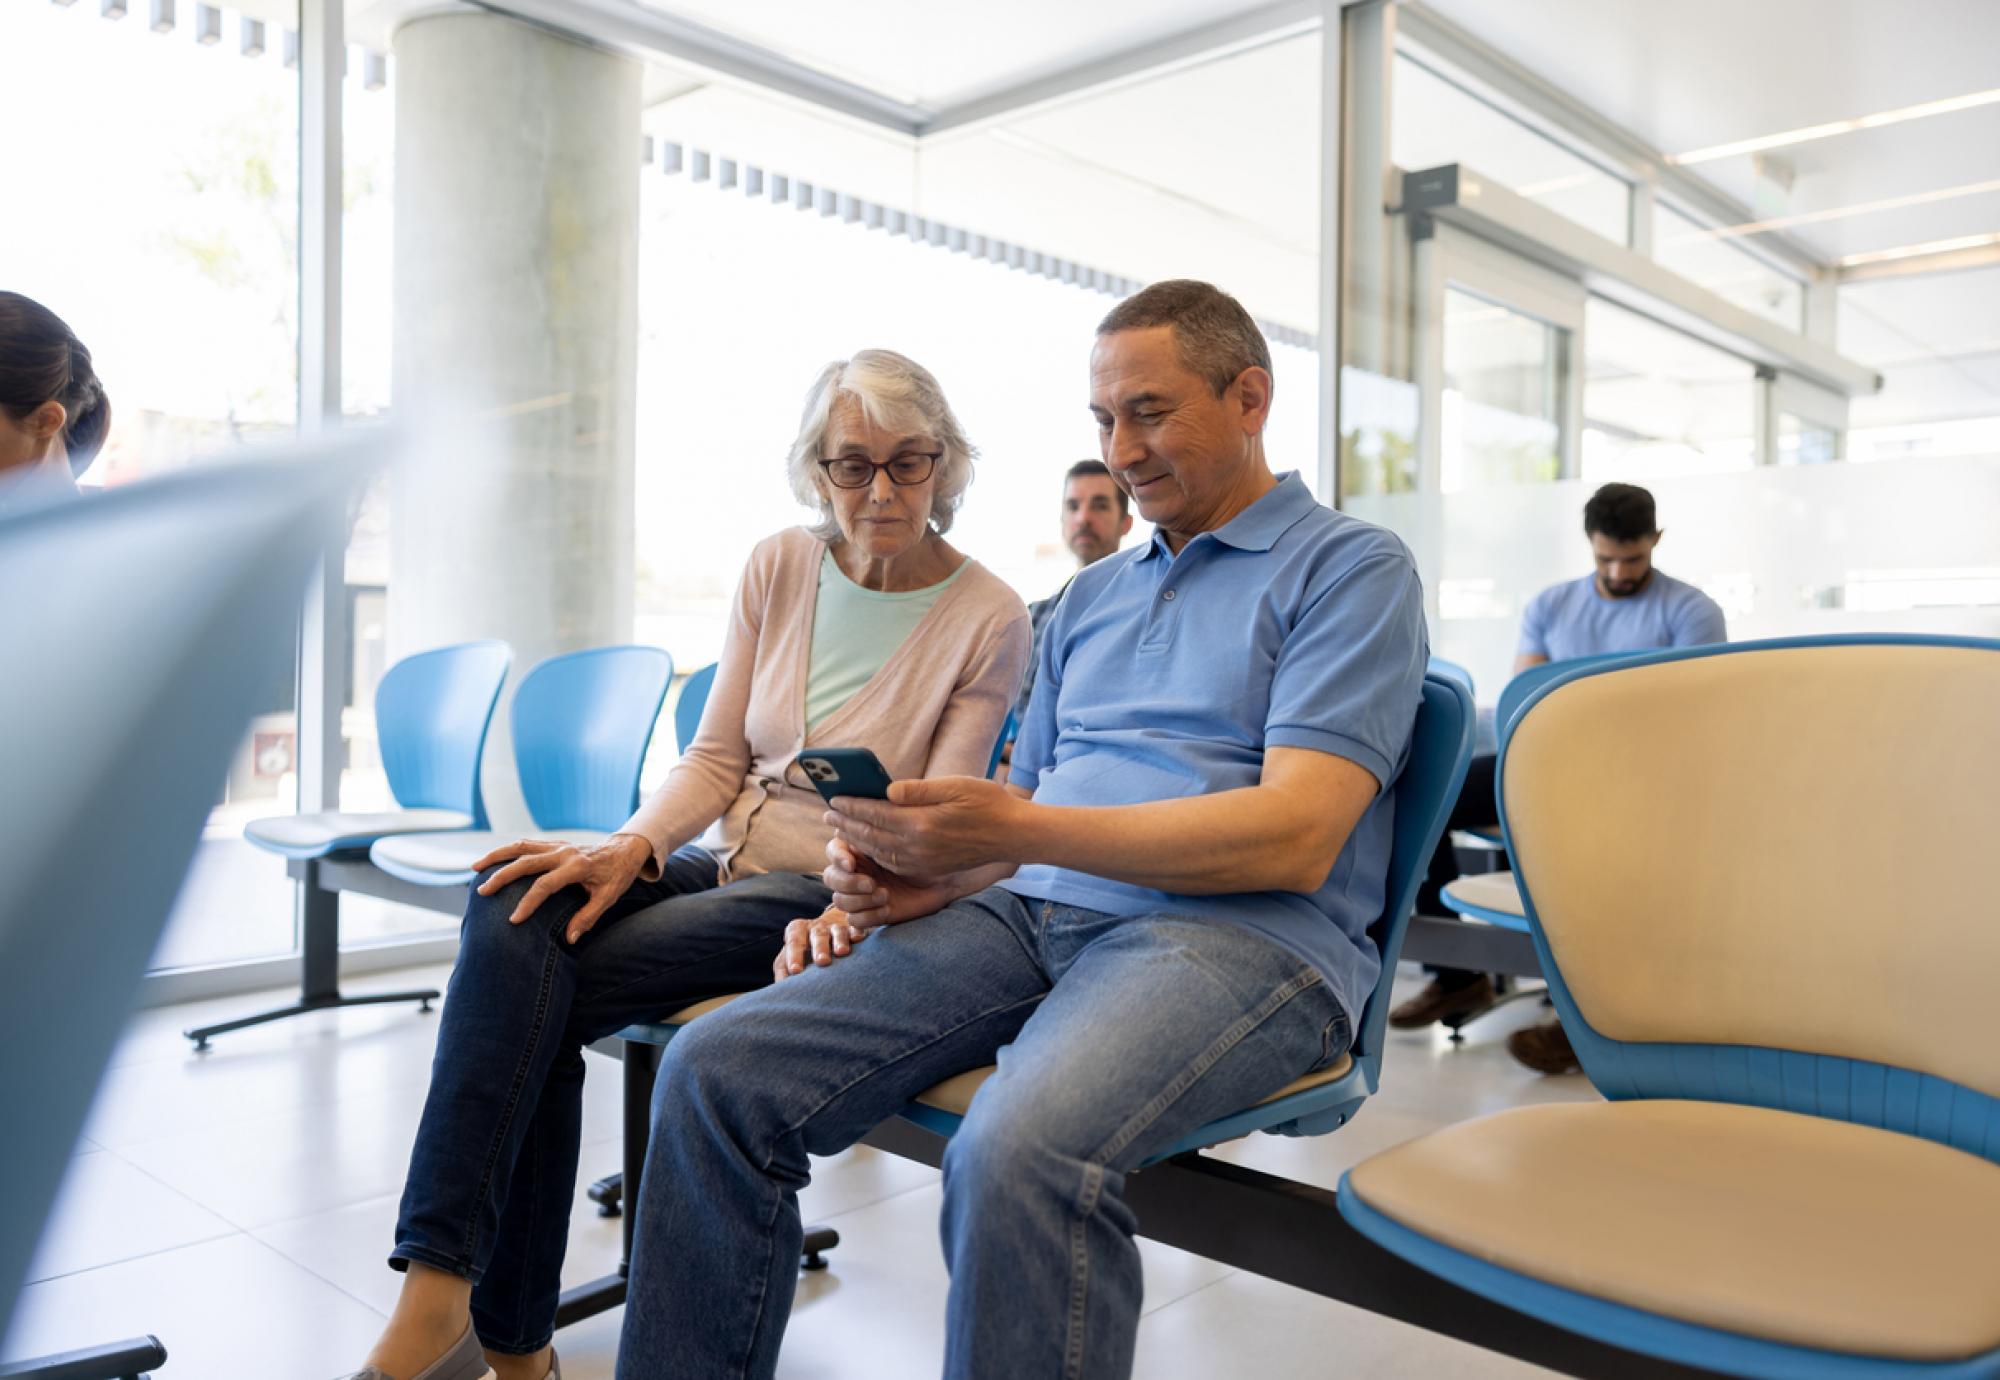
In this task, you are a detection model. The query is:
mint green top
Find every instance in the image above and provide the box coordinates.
[806,548,969,732]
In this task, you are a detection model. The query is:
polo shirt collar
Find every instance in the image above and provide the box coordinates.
[1135,470,1317,561]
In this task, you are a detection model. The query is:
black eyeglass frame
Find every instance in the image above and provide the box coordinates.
[815,452,943,489]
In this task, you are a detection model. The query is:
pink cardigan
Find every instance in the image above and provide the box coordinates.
[625,526,1031,883]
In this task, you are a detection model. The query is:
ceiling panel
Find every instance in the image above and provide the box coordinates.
[630,0,1270,110]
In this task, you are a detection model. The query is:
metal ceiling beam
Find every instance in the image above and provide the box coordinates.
[1394,2,1833,280]
[472,0,930,134]
[1405,165,1879,397]
[917,0,1327,139]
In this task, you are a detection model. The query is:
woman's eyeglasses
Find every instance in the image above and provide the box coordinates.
[817,452,941,489]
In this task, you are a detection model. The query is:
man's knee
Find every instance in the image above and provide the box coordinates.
[943,1101,1081,1209]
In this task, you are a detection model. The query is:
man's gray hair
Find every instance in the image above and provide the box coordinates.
[786,349,977,540]
[1096,279,1272,397]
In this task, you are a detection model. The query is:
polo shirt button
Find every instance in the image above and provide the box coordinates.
[1162,589,1177,601]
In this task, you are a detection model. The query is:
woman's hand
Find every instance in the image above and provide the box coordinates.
[773,906,868,980]
[822,838,959,931]
[472,833,654,944]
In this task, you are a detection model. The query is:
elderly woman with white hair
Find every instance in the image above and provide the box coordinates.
[348,350,1029,1380]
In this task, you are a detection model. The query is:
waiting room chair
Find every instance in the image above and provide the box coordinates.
[370,646,674,886]
[1429,651,1645,1039]
[185,640,511,1049]
[672,660,718,755]
[614,668,1473,1192]
[0,446,369,1376]
[1339,636,2000,1378]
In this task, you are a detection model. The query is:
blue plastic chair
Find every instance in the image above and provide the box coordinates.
[1341,637,2000,1378]
[985,707,1018,779]
[615,673,1472,1144]
[900,670,1474,1158]
[1427,655,1475,699]
[674,662,718,754]
[370,646,674,885]
[241,641,511,859]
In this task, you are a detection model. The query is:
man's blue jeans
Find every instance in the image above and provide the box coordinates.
[389,849,834,1355]
[619,886,1352,1380]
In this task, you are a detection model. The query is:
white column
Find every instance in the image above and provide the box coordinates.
[389,12,641,829]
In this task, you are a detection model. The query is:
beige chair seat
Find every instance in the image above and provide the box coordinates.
[1439,869,1523,918]
[645,995,1354,1136]
[1346,1098,2000,1362]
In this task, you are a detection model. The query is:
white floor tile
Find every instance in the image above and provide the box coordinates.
[1134,1269,1556,1379]
[1,1235,387,1379]
[24,1151,236,1283]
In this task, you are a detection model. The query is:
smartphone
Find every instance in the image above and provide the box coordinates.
[796,747,895,805]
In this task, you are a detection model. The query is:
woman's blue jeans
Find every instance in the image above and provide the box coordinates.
[388,847,832,1355]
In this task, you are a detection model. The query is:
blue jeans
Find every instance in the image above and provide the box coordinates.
[390,847,834,1355]
[620,887,1351,1380]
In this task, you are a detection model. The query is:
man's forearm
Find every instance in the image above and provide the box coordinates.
[1005,787,1345,896]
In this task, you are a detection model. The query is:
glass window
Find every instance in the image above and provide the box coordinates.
[1652,202,1805,333]
[2,0,305,972]
[1392,54,1630,245]
[1582,297,1757,481]
[634,40,1325,727]
[1440,288,1565,491]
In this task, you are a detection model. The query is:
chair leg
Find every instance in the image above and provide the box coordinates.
[183,864,436,1050]
[0,1334,167,1379]
[801,1225,840,1271]
[587,1171,623,1218]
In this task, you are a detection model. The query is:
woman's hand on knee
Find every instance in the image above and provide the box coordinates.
[472,833,653,942]
[773,907,867,981]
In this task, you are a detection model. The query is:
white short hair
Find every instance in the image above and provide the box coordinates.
[786,349,977,540]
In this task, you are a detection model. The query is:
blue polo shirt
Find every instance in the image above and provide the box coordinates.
[1518,570,1726,663]
[1001,472,1429,1024]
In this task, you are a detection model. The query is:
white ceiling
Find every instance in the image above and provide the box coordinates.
[613,0,1998,421]
[629,0,1267,110]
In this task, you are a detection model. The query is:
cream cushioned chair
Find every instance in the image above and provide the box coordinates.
[1338,636,2000,1379]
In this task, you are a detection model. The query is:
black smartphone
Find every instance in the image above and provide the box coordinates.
[795,747,896,805]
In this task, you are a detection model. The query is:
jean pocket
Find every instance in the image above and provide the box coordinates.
[1314,1001,1354,1073]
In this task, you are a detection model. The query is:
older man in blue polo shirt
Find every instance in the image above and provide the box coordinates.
[615,280,1428,1380]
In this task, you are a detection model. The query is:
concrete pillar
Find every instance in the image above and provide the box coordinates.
[389,13,640,830]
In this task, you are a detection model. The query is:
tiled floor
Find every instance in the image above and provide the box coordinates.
[3,963,1592,1379]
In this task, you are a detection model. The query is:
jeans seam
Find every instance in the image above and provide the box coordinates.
[1063,1162,1103,1380]
[458,915,566,1268]
[1091,966,1325,1167]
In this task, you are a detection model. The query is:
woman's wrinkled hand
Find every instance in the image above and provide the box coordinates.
[773,906,868,980]
[472,833,654,944]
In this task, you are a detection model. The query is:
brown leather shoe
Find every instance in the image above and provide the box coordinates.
[1388,975,1496,1029]
[1507,1017,1581,1074]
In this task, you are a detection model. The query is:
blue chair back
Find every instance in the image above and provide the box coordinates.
[1352,671,1477,1083]
[1499,635,2000,1163]
[673,662,718,754]
[375,641,511,828]
[0,446,369,1341]
[985,708,1018,779]
[514,646,674,831]
[1426,656,1474,699]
